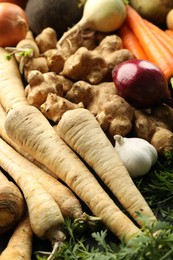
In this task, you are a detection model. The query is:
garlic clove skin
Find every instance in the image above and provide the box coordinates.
[114,135,158,178]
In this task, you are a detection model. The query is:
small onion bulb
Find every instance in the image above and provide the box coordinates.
[114,135,158,178]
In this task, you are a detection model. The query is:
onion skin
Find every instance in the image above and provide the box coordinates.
[0,3,28,47]
[112,59,171,109]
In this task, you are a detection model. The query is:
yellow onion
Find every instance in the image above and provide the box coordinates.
[0,3,28,47]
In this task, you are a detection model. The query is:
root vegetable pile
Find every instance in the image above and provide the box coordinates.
[1,3,173,258]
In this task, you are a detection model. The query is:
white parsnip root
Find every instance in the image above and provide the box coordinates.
[0,136,85,220]
[0,103,55,177]
[56,108,157,226]
[4,104,140,242]
[0,138,65,245]
[0,214,33,260]
[0,48,28,112]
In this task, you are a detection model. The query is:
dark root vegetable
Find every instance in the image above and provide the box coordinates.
[0,3,28,47]
[0,0,27,9]
[112,59,173,109]
[25,0,84,38]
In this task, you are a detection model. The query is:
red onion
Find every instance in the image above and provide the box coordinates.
[112,59,172,109]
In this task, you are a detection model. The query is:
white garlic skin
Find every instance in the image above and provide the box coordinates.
[114,135,158,178]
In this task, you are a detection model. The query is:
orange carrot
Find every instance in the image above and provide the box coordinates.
[144,19,173,56]
[165,29,173,39]
[119,23,148,60]
[0,170,25,235]
[0,214,33,260]
[56,108,157,226]
[125,4,173,81]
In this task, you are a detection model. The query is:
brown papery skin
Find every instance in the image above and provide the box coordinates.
[0,3,29,47]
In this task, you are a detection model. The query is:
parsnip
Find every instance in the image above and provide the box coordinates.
[5,105,140,242]
[0,170,25,235]
[0,214,33,260]
[0,137,85,220]
[0,138,65,245]
[56,108,157,226]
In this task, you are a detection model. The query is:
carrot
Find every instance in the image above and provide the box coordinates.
[165,29,173,39]
[1,47,140,241]
[0,170,25,235]
[0,214,33,260]
[125,4,173,81]
[119,23,148,60]
[144,19,173,56]
[0,138,65,245]
[0,136,85,220]
[56,108,157,226]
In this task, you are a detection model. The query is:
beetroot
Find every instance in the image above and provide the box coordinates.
[25,0,84,37]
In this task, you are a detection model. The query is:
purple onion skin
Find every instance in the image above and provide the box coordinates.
[112,59,171,109]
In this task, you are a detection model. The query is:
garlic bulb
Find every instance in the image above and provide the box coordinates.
[114,135,158,178]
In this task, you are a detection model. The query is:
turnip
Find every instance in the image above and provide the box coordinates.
[58,0,126,45]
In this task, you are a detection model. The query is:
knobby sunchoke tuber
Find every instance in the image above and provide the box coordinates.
[11,26,173,155]
[133,104,173,155]
[43,48,66,74]
[25,70,68,108]
[96,94,134,137]
[61,46,108,84]
[65,80,134,137]
[61,35,134,84]
[24,57,49,80]
[40,93,84,123]
[35,27,58,53]
[58,30,107,58]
